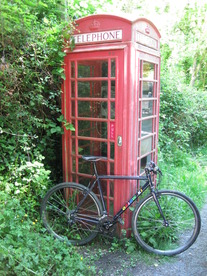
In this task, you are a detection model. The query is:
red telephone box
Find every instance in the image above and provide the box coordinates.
[62,14,161,229]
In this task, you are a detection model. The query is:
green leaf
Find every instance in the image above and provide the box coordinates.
[64,123,75,131]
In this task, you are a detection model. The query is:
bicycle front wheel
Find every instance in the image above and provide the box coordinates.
[132,190,201,256]
[41,182,103,245]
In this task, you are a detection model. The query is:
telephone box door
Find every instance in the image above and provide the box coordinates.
[63,49,124,214]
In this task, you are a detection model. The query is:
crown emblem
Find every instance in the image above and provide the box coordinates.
[89,20,100,30]
[145,25,150,34]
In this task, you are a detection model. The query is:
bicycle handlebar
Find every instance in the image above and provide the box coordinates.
[145,161,162,175]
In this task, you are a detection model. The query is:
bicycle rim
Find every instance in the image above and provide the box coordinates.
[41,182,102,245]
[132,190,201,256]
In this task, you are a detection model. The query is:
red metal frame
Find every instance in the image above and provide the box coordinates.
[62,14,161,229]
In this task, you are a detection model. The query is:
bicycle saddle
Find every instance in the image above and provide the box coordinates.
[82,155,107,162]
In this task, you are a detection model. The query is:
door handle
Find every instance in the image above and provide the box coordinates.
[117,136,122,146]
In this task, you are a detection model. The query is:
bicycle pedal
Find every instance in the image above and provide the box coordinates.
[118,218,124,225]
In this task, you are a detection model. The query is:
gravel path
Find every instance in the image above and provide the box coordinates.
[94,200,207,276]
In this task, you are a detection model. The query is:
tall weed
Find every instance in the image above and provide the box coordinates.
[158,148,207,209]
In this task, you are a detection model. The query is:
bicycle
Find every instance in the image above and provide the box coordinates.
[41,155,201,256]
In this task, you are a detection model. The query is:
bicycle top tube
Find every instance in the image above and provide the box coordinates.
[82,155,148,181]
[98,175,148,181]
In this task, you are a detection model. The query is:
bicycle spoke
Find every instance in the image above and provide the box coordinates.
[41,183,102,245]
[132,190,200,255]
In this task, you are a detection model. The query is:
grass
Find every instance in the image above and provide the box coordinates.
[158,148,207,209]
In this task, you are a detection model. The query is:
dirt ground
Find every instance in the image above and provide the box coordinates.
[93,200,207,276]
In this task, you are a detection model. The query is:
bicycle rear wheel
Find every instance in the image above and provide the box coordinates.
[41,182,102,245]
[132,190,201,256]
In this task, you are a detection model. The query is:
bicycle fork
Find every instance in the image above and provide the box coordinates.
[147,172,169,227]
[151,190,169,227]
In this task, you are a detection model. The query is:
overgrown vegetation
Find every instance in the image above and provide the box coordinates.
[0,0,110,274]
[0,192,96,275]
[0,0,206,274]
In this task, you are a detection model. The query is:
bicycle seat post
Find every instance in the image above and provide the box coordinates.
[92,161,99,178]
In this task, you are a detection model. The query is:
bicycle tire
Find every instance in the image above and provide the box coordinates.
[132,190,201,256]
[41,182,103,245]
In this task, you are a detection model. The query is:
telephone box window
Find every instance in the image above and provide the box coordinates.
[78,81,108,98]
[141,136,152,156]
[111,80,115,98]
[111,59,116,77]
[142,119,153,135]
[71,101,75,117]
[110,143,115,159]
[143,62,155,79]
[142,82,153,97]
[141,154,152,172]
[71,81,75,97]
[78,60,108,78]
[78,101,108,118]
[142,99,153,117]
[78,121,108,139]
[111,102,115,119]
[71,62,75,78]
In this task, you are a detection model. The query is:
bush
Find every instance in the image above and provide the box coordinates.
[1,155,51,217]
[159,75,207,158]
[0,192,95,275]
[0,0,76,184]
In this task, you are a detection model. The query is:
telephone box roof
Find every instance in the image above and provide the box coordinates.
[74,14,161,39]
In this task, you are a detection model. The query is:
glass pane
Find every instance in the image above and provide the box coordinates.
[141,137,152,156]
[110,163,114,175]
[111,102,115,119]
[78,140,91,156]
[110,142,114,159]
[109,200,114,215]
[102,61,108,77]
[111,59,115,77]
[71,62,75,78]
[142,100,153,117]
[142,81,153,97]
[78,101,108,118]
[78,81,108,98]
[143,62,154,79]
[72,156,76,172]
[71,81,75,97]
[100,180,107,196]
[78,60,108,78]
[78,139,107,157]
[78,121,107,139]
[140,154,151,172]
[71,119,75,133]
[109,181,114,197]
[78,62,94,78]
[72,139,76,154]
[78,158,92,174]
[71,101,75,117]
[142,119,153,136]
[72,174,76,183]
[111,80,115,98]
[78,176,91,186]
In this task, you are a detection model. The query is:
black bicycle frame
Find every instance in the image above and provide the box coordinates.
[74,159,169,232]
[76,161,152,225]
